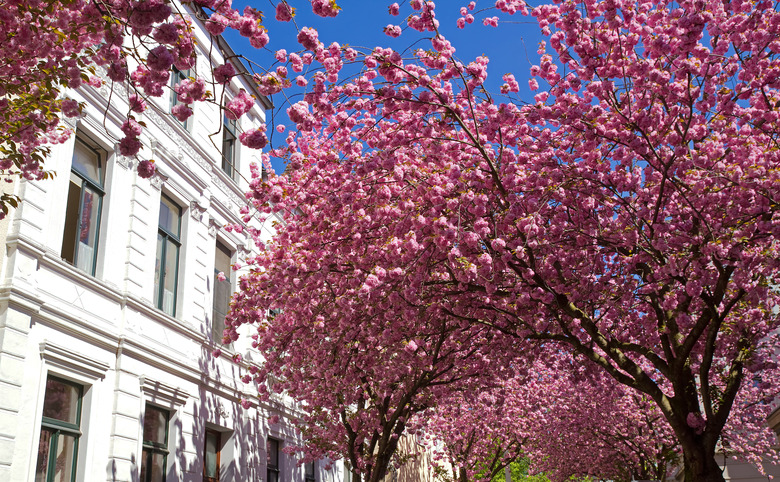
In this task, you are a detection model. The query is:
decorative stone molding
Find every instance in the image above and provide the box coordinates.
[150,138,170,160]
[237,243,251,258]
[62,115,80,129]
[40,341,110,380]
[150,170,167,190]
[217,401,228,419]
[146,107,210,171]
[208,218,221,238]
[139,376,190,408]
[190,200,207,222]
[209,172,245,209]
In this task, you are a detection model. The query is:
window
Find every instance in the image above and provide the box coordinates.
[154,195,181,316]
[141,404,169,482]
[61,137,104,275]
[170,67,191,129]
[268,308,282,321]
[304,461,315,482]
[204,429,221,482]
[35,376,83,482]
[213,242,232,343]
[267,438,280,482]
[222,115,237,179]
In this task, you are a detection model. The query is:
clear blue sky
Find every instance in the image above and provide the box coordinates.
[223,2,547,174]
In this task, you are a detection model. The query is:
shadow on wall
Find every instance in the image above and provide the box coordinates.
[107,453,139,482]
[165,333,264,482]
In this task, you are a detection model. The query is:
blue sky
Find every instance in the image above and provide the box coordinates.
[223,1,547,174]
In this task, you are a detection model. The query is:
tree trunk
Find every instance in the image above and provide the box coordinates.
[680,441,725,482]
[458,466,468,482]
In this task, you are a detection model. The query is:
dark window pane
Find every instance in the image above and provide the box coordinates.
[35,429,53,482]
[60,175,82,266]
[267,439,278,467]
[140,450,148,481]
[143,406,168,446]
[150,452,166,482]
[222,116,237,178]
[42,378,81,424]
[141,449,167,482]
[205,430,219,478]
[305,461,315,477]
[52,433,77,482]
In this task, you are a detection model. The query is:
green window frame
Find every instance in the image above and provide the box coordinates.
[35,375,83,482]
[60,136,104,276]
[221,115,237,179]
[212,241,232,344]
[267,438,280,482]
[154,194,181,317]
[141,404,170,482]
[304,461,315,482]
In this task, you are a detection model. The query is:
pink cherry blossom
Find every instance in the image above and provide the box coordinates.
[297,27,320,51]
[61,98,80,118]
[384,25,402,38]
[225,89,254,120]
[214,63,235,84]
[275,2,295,22]
[137,159,155,179]
[239,127,269,149]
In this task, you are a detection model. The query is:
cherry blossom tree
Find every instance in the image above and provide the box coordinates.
[226,0,780,481]
[424,352,679,482]
[422,372,531,482]
[228,226,515,482]
[521,356,680,481]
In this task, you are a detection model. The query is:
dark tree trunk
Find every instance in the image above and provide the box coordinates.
[678,433,725,482]
[458,466,468,482]
[681,452,725,482]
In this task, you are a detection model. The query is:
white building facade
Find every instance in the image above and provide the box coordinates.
[0,8,345,482]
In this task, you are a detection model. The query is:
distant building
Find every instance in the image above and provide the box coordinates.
[0,5,345,482]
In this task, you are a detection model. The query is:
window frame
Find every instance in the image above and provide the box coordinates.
[221,115,238,180]
[154,194,182,317]
[212,241,233,344]
[61,136,105,276]
[141,404,170,482]
[36,375,84,482]
[267,438,280,482]
[304,461,316,482]
[203,428,221,482]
